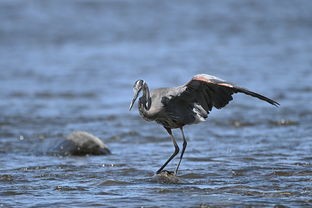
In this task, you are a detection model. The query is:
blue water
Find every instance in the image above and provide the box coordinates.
[0,0,311,207]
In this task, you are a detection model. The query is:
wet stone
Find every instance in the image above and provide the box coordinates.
[151,170,185,184]
[0,174,14,182]
[51,131,111,156]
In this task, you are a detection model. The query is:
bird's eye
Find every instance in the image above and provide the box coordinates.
[138,80,144,86]
[134,80,144,89]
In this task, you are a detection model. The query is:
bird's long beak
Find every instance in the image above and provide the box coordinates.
[129,90,139,111]
[129,98,136,111]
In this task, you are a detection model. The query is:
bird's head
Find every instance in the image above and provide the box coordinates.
[129,79,145,110]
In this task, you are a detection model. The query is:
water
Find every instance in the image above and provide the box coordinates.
[0,0,311,207]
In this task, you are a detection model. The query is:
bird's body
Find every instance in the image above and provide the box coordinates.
[139,87,187,128]
[129,74,279,175]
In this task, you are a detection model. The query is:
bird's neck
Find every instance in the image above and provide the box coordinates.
[141,83,151,111]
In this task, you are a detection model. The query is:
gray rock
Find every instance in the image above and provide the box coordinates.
[151,170,185,184]
[53,131,111,156]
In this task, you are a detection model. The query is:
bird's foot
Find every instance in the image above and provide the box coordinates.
[156,170,175,176]
[152,170,183,184]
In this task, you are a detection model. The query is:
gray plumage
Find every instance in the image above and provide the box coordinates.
[129,74,279,175]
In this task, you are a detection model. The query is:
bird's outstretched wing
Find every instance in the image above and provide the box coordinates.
[175,74,279,114]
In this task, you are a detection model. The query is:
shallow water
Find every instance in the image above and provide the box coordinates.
[0,0,312,207]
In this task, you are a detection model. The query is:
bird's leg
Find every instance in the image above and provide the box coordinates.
[175,127,187,175]
[156,128,180,175]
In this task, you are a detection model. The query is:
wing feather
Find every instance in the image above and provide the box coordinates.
[173,74,279,114]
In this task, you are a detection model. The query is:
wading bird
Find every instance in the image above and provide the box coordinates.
[129,74,279,175]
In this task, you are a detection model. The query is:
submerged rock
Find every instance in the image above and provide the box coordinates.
[151,170,185,184]
[52,131,111,156]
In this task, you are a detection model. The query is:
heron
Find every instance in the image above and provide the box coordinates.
[129,74,279,175]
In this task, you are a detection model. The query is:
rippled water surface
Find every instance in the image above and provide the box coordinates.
[0,0,311,207]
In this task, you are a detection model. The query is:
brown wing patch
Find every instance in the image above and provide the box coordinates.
[192,74,233,88]
[192,74,212,83]
[217,82,235,88]
[192,74,222,82]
